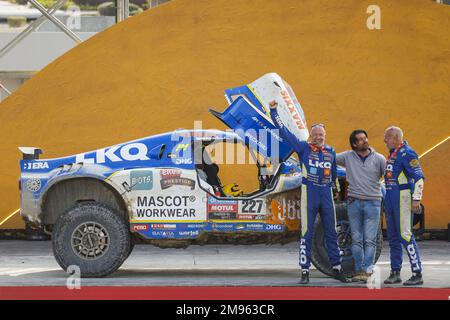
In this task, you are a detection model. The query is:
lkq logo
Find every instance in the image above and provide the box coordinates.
[407,244,421,272]
[308,159,331,169]
[299,238,307,265]
[75,143,150,164]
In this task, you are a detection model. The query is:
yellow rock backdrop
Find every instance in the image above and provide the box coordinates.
[0,0,449,229]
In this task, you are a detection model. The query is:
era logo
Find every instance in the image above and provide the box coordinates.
[366,5,381,30]
[24,162,49,170]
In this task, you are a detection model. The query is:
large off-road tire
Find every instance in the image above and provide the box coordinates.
[311,202,383,277]
[127,240,135,259]
[52,202,131,278]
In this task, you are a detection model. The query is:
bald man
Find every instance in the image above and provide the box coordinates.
[383,126,424,286]
[269,101,350,285]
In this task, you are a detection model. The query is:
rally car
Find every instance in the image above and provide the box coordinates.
[18,73,383,278]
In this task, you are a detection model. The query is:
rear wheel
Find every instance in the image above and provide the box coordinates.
[311,202,383,277]
[52,202,131,278]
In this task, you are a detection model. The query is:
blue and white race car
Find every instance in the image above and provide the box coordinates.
[18,73,382,277]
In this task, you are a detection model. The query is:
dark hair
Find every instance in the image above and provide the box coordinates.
[349,130,368,150]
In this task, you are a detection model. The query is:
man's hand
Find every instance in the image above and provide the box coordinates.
[412,200,422,214]
[333,188,339,201]
[269,100,278,109]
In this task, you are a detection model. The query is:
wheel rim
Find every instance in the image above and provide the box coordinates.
[71,222,110,260]
[336,220,353,261]
[322,220,353,262]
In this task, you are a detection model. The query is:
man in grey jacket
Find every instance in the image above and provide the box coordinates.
[337,130,386,282]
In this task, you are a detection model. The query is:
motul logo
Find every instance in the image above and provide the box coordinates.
[76,143,149,164]
[308,159,331,168]
[210,205,235,211]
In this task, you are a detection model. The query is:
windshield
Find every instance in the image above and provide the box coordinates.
[197,140,276,196]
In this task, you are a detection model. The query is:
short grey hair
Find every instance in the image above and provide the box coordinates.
[385,126,403,140]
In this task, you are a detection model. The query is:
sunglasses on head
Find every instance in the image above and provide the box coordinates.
[311,123,325,129]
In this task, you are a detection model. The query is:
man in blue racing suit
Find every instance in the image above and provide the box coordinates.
[383,126,425,286]
[269,101,350,284]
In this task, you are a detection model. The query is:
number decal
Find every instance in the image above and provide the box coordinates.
[241,200,263,213]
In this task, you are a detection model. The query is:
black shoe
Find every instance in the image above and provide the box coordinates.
[384,270,402,284]
[299,270,310,284]
[403,273,423,286]
[332,268,351,283]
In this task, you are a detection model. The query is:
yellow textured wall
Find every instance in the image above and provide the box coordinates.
[0,0,449,229]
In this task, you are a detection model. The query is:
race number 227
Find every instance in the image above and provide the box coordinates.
[241,200,263,213]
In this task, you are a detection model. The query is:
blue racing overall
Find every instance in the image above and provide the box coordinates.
[384,141,424,274]
[270,108,341,270]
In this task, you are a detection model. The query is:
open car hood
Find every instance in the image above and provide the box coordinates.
[210,73,308,163]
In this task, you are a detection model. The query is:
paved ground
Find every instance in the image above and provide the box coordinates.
[0,240,449,288]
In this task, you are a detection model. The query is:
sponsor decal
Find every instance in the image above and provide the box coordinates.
[160,169,195,190]
[236,224,245,230]
[151,231,175,237]
[245,223,265,230]
[323,168,330,177]
[25,178,41,192]
[130,170,153,190]
[308,159,331,168]
[385,164,393,179]
[309,167,317,175]
[76,143,150,164]
[238,214,257,220]
[251,117,282,142]
[207,196,238,220]
[187,224,205,228]
[409,159,419,167]
[407,244,421,272]
[266,224,283,231]
[299,238,307,265]
[240,199,264,214]
[24,162,49,170]
[174,158,193,165]
[177,230,200,237]
[281,90,306,130]
[135,195,197,218]
[212,223,235,230]
[151,224,177,230]
[132,224,149,231]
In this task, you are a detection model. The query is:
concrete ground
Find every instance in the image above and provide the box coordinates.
[0,240,449,288]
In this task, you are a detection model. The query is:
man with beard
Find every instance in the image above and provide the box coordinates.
[336,130,386,282]
[269,101,350,285]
